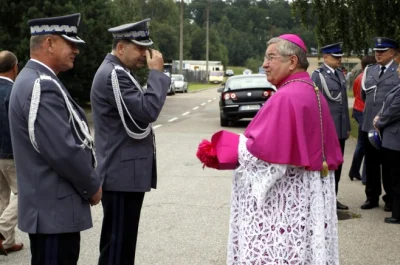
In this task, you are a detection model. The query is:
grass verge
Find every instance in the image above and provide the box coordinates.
[188,83,221,92]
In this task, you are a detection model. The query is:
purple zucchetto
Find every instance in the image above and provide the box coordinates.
[279,34,307,53]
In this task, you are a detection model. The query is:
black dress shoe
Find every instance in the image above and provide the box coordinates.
[337,201,349,210]
[361,200,379,209]
[384,203,392,212]
[349,174,362,181]
[384,217,400,224]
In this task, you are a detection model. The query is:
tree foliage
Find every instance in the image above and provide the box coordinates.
[292,0,400,56]
[0,0,316,101]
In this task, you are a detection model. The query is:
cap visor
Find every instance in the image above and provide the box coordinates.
[373,47,389,51]
[61,35,85,44]
[131,38,153,47]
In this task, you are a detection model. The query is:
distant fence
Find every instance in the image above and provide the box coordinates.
[172,69,209,83]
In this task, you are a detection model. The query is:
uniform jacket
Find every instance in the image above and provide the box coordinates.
[375,84,400,151]
[311,64,351,139]
[361,61,400,132]
[90,54,170,192]
[9,60,101,234]
[0,77,13,158]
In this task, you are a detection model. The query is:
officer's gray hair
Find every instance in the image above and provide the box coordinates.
[30,34,52,51]
[267,37,309,70]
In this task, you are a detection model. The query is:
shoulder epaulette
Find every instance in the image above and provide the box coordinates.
[313,68,323,73]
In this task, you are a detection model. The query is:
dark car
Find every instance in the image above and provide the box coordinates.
[217,74,276,126]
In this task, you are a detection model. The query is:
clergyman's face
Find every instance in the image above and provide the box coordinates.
[262,43,291,86]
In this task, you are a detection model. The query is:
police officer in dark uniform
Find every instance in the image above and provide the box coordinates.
[90,19,170,265]
[360,37,400,211]
[9,14,102,264]
[373,72,400,224]
[311,43,351,210]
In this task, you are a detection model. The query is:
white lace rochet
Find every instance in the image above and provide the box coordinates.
[227,135,339,265]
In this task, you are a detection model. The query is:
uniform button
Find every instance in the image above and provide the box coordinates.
[84,191,87,194]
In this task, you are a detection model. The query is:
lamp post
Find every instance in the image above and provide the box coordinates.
[179,0,184,74]
[206,0,210,82]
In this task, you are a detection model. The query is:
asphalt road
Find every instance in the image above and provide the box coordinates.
[1,87,400,265]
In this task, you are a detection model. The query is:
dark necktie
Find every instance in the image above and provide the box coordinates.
[334,70,339,79]
[379,66,386,78]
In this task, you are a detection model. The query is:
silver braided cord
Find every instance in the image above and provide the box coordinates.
[318,72,342,102]
[111,66,152,140]
[28,75,97,168]
[361,65,376,92]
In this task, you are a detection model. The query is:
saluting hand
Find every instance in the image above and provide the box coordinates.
[90,187,102,206]
[146,49,164,72]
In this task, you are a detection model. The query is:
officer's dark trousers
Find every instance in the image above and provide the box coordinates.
[98,191,145,265]
[335,139,346,195]
[363,131,392,204]
[382,147,400,218]
[29,232,80,265]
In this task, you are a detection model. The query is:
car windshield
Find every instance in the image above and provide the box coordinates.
[172,75,184,81]
[210,71,224,76]
[226,76,273,90]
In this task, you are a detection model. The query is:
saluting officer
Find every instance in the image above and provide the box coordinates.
[90,18,170,265]
[360,37,400,211]
[8,14,102,264]
[311,42,351,210]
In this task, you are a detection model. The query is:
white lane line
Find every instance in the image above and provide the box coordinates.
[168,117,178,122]
[182,112,190,116]
[201,103,206,106]
[207,100,212,102]
[193,106,199,110]
[213,97,217,100]
[153,124,162,129]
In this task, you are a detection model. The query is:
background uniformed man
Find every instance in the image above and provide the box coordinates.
[360,37,400,211]
[373,67,400,224]
[90,18,170,265]
[8,14,102,265]
[0,51,23,256]
[311,42,351,210]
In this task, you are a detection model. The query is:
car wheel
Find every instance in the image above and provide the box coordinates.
[220,115,229,127]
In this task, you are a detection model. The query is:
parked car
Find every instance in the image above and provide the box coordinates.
[171,74,188,93]
[209,71,224,83]
[242,69,252,75]
[225,69,234,76]
[217,74,276,127]
[164,71,175,95]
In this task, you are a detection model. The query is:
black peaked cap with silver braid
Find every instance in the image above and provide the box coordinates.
[28,13,85,44]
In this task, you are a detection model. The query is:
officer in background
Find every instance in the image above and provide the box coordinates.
[90,18,170,265]
[373,68,400,224]
[0,51,23,255]
[311,42,351,210]
[8,14,102,264]
[360,37,400,211]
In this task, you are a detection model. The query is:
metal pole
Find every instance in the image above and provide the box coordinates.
[179,0,184,74]
[206,0,209,83]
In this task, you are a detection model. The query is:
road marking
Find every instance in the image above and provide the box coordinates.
[207,100,212,102]
[153,124,162,129]
[182,112,190,116]
[193,106,199,110]
[201,103,206,106]
[213,97,216,100]
[168,117,178,122]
